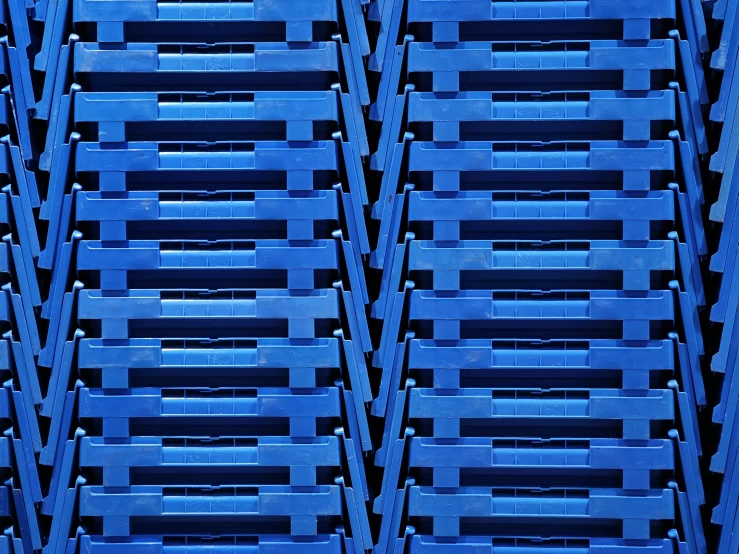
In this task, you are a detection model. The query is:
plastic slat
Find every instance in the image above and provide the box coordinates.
[78,338,341,369]
[73,91,341,128]
[77,289,340,321]
[73,41,340,76]
[74,141,340,173]
[76,191,341,223]
[79,535,343,554]
[74,0,339,23]
[76,239,340,271]
[407,0,676,20]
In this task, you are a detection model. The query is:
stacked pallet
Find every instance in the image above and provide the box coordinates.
[365,2,711,554]
[704,0,739,551]
[21,0,376,553]
[0,0,736,552]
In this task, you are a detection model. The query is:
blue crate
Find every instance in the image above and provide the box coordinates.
[1,325,43,455]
